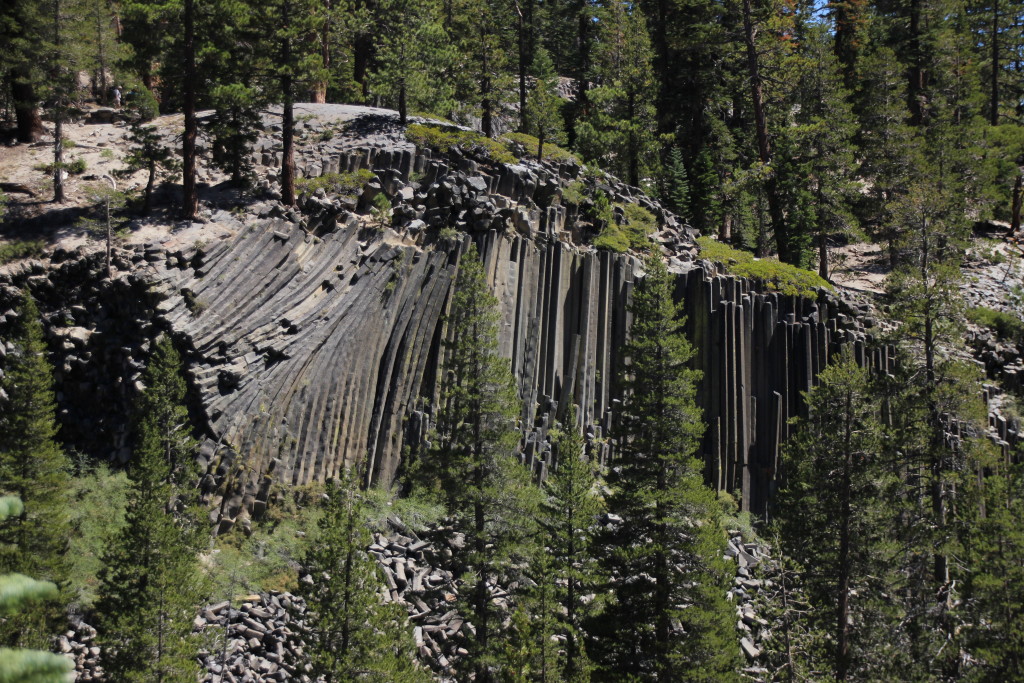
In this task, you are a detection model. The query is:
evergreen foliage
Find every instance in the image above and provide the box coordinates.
[94,337,207,683]
[0,292,72,649]
[540,401,603,681]
[425,243,541,681]
[0,496,73,683]
[774,352,901,680]
[297,472,428,682]
[594,256,739,681]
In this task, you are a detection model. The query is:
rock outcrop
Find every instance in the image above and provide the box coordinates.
[2,105,1016,530]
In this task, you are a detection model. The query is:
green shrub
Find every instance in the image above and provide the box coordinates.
[968,306,1024,341]
[405,123,516,165]
[0,240,46,265]
[67,464,131,608]
[68,158,87,174]
[593,225,631,252]
[592,203,658,253]
[295,169,376,199]
[696,236,832,298]
[561,180,587,206]
[501,132,578,163]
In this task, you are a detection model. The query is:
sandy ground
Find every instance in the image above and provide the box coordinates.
[3,103,1021,307]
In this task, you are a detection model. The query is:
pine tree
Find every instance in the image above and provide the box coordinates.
[262,0,325,205]
[525,47,564,160]
[298,472,428,682]
[657,146,690,221]
[448,0,515,136]
[961,449,1024,678]
[594,256,739,681]
[0,291,72,650]
[576,0,658,187]
[120,113,180,215]
[1,0,48,142]
[95,337,207,683]
[775,24,861,277]
[540,401,603,681]
[205,0,266,187]
[0,496,73,683]
[774,352,902,680]
[883,175,989,678]
[371,0,453,125]
[426,243,541,681]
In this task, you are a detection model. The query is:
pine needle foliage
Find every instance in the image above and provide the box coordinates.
[95,337,207,683]
[594,256,739,681]
[0,291,72,649]
[0,496,73,683]
[298,471,428,682]
[426,243,541,681]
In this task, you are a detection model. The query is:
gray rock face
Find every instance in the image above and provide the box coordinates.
[8,106,996,530]
[0,133,893,530]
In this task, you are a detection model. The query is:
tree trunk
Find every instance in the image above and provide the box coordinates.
[312,0,331,103]
[818,229,829,281]
[537,132,544,161]
[990,0,999,126]
[144,161,156,215]
[9,69,44,143]
[516,2,527,133]
[52,0,65,204]
[720,213,732,242]
[908,0,925,125]
[835,390,853,680]
[104,194,112,278]
[181,0,198,219]
[281,0,297,207]
[1011,173,1022,235]
[398,80,407,126]
[741,0,788,262]
[353,32,372,100]
[481,25,493,139]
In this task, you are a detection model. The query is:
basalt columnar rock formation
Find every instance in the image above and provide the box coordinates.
[2,105,1014,532]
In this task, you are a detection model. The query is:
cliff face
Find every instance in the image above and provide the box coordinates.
[0,110,889,529]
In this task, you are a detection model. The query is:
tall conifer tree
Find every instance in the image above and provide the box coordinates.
[0,292,72,650]
[595,256,739,681]
[95,337,207,683]
[298,471,428,682]
[426,243,540,681]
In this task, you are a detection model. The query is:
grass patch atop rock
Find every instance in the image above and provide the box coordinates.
[405,123,516,165]
[594,203,658,254]
[501,132,578,163]
[295,169,376,199]
[0,240,47,266]
[968,305,1024,342]
[696,237,832,298]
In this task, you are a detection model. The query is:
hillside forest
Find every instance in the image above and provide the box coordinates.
[2,0,1024,680]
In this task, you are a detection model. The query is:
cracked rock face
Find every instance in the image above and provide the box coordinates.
[0,106,902,531]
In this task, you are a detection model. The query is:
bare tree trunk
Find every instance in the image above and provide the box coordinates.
[281,0,297,207]
[52,0,66,204]
[481,27,493,138]
[990,0,999,126]
[515,0,527,132]
[144,161,156,215]
[742,0,788,261]
[181,0,198,219]
[819,230,829,280]
[10,71,45,143]
[1011,173,1022,234]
